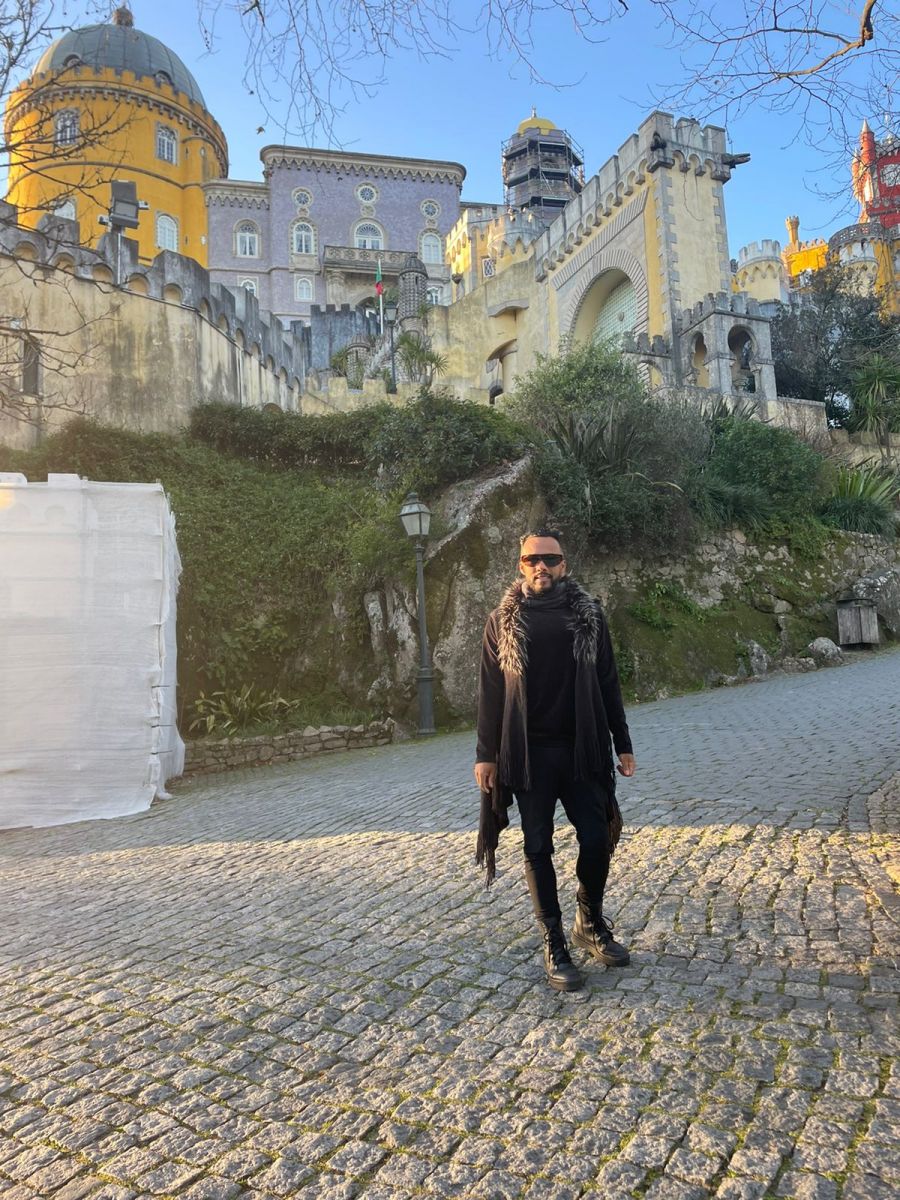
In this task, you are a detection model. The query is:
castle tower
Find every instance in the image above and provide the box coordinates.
[398,253,428,333]
[851,118,900,229]
[781,215,827,283]
[734,240,789,305]
[501,110,584,221]
[4,6,227,267]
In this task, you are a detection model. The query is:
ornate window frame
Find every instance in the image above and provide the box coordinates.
[291,220,316,255]
[354,221,384,250]
[238,277,258,296]
[235,220,260,258]
[356,183,379,205]
[156,124,178,165]
[294,276,314,301]
[54,109,79,147]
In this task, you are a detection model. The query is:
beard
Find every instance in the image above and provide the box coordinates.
[526,574,557,592]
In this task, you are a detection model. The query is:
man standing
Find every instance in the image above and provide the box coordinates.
[475,529,636,992]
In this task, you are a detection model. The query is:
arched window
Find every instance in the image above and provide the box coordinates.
[291,221,315,254]
[236,221,259,257]
[156,214,179,252]
[426,286,441,306]
[54,110,79,147]
[156,125,177,164]
[294,276,313,301]
[53,198,76,221]
[22,338,40,395]
[354,222,383,250]
[421,233,442,265]
[238,278,258,296]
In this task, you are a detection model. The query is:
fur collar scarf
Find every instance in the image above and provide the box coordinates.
[496,576,600,676]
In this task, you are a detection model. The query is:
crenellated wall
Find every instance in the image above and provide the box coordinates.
[0,201,305,447]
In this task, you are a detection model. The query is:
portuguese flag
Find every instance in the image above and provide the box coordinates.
[375,258,384,295]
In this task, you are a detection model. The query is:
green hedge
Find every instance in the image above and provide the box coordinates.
[189,389,526,496]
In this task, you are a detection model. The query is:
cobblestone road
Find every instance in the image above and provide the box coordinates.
[2,652,899,1200]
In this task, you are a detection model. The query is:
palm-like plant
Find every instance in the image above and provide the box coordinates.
[395,332,447,385]
[848,354,900,466]
[831,463,900,504]
[819,463,900,537]
[548,408,682,522]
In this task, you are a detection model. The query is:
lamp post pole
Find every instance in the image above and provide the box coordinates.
[388,321,397,394]
[384,298,398,394]
[399,492,436,736]
[413,536,435,736]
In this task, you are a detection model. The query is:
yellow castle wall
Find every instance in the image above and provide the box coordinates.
[5,67,227,267]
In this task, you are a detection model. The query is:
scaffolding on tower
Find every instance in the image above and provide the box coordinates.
[501,118,585,223]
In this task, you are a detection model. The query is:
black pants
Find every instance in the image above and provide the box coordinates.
[514,743,612,925]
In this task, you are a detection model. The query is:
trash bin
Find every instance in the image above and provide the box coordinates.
[836,597,879,646]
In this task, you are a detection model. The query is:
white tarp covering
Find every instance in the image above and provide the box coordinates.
[0,474,185,828]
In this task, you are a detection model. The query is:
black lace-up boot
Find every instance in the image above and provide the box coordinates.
[571,895,630,966]
[540,918,584,991]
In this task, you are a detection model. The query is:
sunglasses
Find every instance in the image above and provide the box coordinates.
[520,553,564,567]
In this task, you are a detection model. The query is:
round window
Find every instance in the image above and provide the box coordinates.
[357,184,378,204]
[421,200,440,218]
[293,188,312,207]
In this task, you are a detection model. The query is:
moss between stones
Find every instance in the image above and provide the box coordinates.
[609,599,785,702]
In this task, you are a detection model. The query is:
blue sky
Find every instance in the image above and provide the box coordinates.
[34,2,877,255]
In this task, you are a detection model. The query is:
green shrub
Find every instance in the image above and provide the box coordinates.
[686,472,774,529]
[188,685,300,737]
[508,338,646,430]
[816,464,898,538]
[827,463,900,505]
[367,389,526,495]
[820,496,896,537]
[188,392,524,496]
[188,402,387,469]
[507,341,708,552]
[187,685,372,738]
[705,416,827,520]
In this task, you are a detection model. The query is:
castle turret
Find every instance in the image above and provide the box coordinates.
[734,240,789,305]
[781,216,827,282]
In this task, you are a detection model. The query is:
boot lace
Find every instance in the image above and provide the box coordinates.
[592,910,615,945]
[544,924,574,967]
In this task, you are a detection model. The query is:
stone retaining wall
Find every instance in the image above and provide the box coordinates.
[588,529,900,613]
[181,718,394,776]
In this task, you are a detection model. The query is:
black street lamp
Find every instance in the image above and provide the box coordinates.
[399,492,436,736]
[384,297,398,394]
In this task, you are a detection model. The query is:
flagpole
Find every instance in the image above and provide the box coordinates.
[378,257,384,335]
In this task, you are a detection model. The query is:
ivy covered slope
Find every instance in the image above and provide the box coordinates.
[0,394,525,732]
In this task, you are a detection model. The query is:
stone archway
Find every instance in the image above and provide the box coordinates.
[563,246,649,346]
[728,326,756,394]
[572,269,639,346]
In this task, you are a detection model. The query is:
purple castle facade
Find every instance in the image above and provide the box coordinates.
[204,147,465,326]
